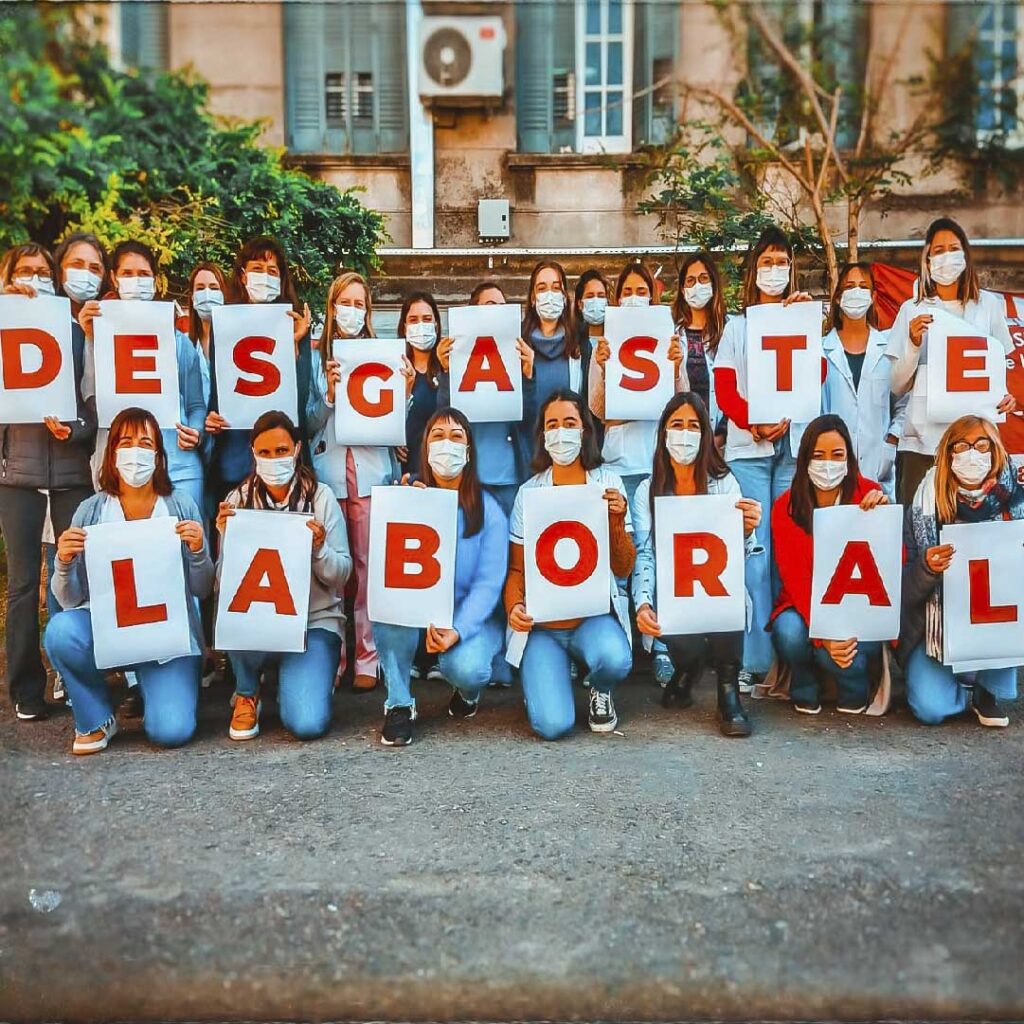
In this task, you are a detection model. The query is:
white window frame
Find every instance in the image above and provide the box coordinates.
[575,0,634,154]
[976,0,1024,148]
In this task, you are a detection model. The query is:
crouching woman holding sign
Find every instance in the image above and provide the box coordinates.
[769,415,888,715]
[46,408,213,753]
[901,416,1024,727]
[631,393,762,736]
[217,411,352,741]
[505,390,636,739]
[373,408,509,747]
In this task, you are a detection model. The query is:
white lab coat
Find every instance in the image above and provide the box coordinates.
[822,327,905,499]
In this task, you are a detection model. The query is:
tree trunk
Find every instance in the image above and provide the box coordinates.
[811,197,839,295]
[847,196,861,264]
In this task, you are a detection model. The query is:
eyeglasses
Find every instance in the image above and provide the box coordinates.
[950,438,993,455]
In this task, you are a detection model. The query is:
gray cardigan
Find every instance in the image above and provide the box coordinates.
[52,490,214,656]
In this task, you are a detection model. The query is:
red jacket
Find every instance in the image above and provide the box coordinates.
[769,475,882,629]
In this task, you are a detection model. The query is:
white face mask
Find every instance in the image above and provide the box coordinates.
[427,439,468,480]
[619,294,651,308]
[63,268,102,303]
[334,304,366,336]
[115,446,157,488]
[255,453,297,488]
[535,290,565,321]
[192,286,224,321]
[405,321,437,351]
[116,276,156,302]
[14,275,56,297]
[929,250,967,287]
[951,449,992,488]
[684,282,713,310]
[544,427,583,466]
[839,287,872,321]
[665,428,701,466]
[245,271,281,304]
[756,265,790,297]
[581,297,607,325]
[807,458,848,491]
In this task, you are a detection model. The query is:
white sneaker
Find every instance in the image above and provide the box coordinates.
[73,716,117,755]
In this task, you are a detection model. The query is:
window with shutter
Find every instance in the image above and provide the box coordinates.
[284,1,408,155]
[576,0,634,153]
[972,1,1024,146]
[516,1,577,153]
[633,0,678,148]
[120,1,169,73]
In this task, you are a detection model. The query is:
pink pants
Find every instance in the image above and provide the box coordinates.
[338,451,377,677]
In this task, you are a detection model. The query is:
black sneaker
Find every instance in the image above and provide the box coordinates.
[793,699,822,716]
[427,661,445,681]
[448,690,479,719]
[381,706,415,746]
[973,687,1009,728]
[121,689,144,719]
[588,688,618,733]
[15,698,49,721]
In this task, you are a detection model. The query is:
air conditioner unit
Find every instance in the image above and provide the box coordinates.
[418,15,505,103]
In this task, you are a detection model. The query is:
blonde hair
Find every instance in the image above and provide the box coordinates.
[321,270,374,369]
[933,415,1007,523]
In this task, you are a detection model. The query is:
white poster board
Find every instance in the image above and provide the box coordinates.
[367,485,458,628]
[746,301,823,423]
[602,305,677,420]
[448,303,523,422]
[333,339,407,446]
[925,309,1007,424]
[215,509,313,653]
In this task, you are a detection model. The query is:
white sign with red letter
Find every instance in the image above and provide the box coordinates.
[212,304,298,428]
[941,519,1024,666]
[447,304,523,422]
[367,485,457,628]
[925,309,1007,424]
[746,301,823,423]
[215,509,313,653]
[653,494,746,634]
[92,300,180,428]
[809,503,903,642]
[523,484,610,623]
[333,339,407,446]
[0,295,77,423]
[603,305,676,420]
[84,516,191,670]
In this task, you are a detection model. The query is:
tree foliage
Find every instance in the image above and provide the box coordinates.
[0,3,385,305]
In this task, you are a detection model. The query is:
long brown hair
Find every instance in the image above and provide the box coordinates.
[99,407,173,497]
[232,236,301,311]
[0,242,55,287]
[827,261,878,331]
[521,260,578,358]
[933,415,1007,524]
[398,289,443,378]
[187,261,229,344]
[788,414,861,533]
[614,260,656,303]
[671,251,727,353]
[742,225,795,311]
[531,388,602,474]
[648,392,729,521]
[241,410,319,512]
[919,217,980,305]
[418,406,484,537]
[320,270,375,372]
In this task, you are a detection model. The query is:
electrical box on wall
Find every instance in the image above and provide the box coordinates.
[478,199,510,242]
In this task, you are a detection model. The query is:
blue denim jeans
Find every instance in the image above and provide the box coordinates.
[44,608,200,747]
[520,613,632,741]
[727,440,797,673]
[771,608,882,706]
[483,483,519,685]
[906,643,1018,725]
[373,619,503,711]
[229,627,341,740]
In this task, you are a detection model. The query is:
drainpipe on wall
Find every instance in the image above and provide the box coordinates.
[407,0,434,249]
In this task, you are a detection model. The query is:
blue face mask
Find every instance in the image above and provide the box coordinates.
[581,297,607,325]
[192,286,224,321]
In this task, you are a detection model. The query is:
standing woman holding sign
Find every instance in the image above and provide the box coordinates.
[713,226,815,690]
[901,415,1023,727]
[822,263,904,500]
[373,407,509,746]
[396,290,442,478]
[204,236,312,499]
[307,271,411,691]
[0,242,98,721]
[217,411,352,741]
[505,390,636,739]
[186,261,229,408]
[631,392,761,735]
[45,407,213,752]
[769,414,888,715]
[588,261,688,506]
[886,218,1015,505]
[78,241,207,510]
